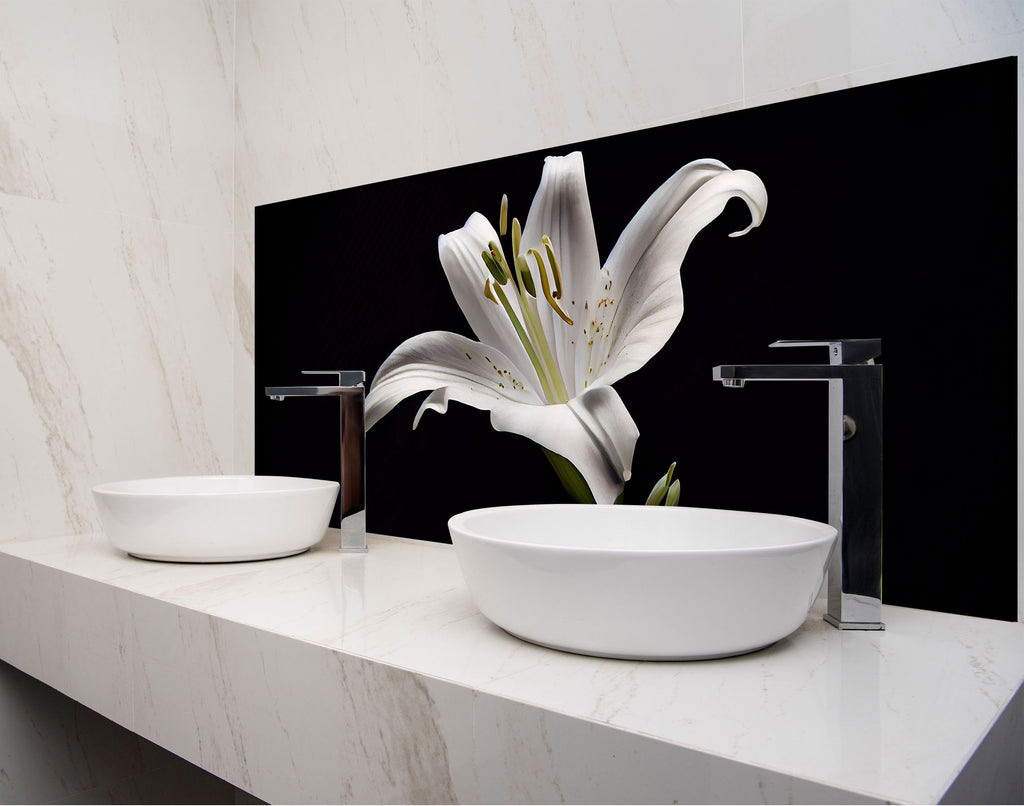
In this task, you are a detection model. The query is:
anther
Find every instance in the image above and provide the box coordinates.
[542,236,564,299]
[515,255,536,297]
[484,279,500,305]
[487,240,513,282]
[528,248,573,326]
[512,218,522,259]
[481,250,508,285]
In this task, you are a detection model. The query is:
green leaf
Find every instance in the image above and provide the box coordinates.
[542,448,596,504]
[665,478,681,507]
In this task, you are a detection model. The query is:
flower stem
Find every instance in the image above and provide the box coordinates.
[541,447,595,504]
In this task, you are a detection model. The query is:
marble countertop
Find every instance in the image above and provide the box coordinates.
[1,529,1022,804]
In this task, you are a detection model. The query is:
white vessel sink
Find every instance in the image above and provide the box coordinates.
[449,504,837,661]
[93,476,339,562]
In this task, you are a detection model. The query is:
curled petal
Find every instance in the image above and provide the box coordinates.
[489,384,638,504]
[365,331,541,430]
[590,160,767,388]
[366,332,638,504]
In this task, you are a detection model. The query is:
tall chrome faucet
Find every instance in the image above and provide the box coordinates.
[265,371,367,553]
[713,339,883,630]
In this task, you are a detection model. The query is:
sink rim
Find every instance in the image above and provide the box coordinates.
[448,503,837,556]
[93,474,338,497]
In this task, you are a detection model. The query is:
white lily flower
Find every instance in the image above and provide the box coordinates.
[365,152,766,503]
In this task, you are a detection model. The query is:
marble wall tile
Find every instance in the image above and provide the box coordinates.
[417,0,743,171]
[1,0,235,541]
[0,193,233,539]
[234,0,741,216]
[742,0,1023,98]
[0,0,234,227]
[233,229,256,475]
[744,23,1024,109]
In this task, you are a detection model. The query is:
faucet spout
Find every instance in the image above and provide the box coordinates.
[265,370,367,553]
[713,339,884,630]
[713,363,878,384]
[713,337,881,387]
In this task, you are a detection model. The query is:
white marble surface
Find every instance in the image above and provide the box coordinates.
[1,529,1021,804]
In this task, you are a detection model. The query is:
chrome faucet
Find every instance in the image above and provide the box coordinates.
[713,339,883,630]
[265,370,367,553]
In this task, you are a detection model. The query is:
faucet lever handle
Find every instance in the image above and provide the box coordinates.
[769,339,881,366]
[302,370,365,387]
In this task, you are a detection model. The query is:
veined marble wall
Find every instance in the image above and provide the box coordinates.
[0,0,235,542]
[233,0,1024,621]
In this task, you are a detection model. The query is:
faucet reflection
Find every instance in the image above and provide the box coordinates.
[713,339,884,630]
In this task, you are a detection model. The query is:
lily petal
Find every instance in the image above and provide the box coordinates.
[365,330,541,430]
[592,160,767,387]
[489,384,638,504]
[519,152,602,396]
[367,331,638,504]
[437,213,543,392]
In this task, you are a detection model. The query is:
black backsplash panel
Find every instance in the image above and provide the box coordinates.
[256,57,1017,621]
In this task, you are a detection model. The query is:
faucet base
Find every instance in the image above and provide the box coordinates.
[823,614,886,631]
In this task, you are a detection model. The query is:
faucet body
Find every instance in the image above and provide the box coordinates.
[713,339,883,630]
[265,371,367,553]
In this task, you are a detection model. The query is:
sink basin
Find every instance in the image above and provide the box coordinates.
[93,475,339,562]
[448,504,837,660]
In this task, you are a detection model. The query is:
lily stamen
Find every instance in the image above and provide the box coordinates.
[482,249,508,284]
[487,240,514,285]
[542,236,564,299]
[490,279,556,403]
[514,254,536,297]
[478,196,572,404]
[528,248,573,326]
[511,217,522,258]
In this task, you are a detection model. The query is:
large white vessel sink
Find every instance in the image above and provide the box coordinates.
[93,476,339,562]
[449,504,837,660]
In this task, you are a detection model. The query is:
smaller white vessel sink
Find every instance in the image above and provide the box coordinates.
[449,504,837,661]
[93,476,339,562]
